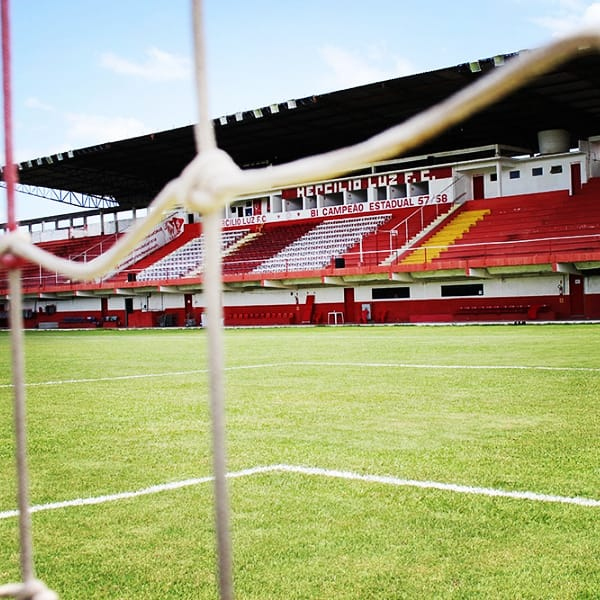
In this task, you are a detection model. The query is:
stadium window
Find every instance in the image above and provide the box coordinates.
[372,287,410,299]
[509,170,520,179]
[441,283,484,297]
[411,181,429,196]
[532,167,543,176]
[490,173,497,181]
[550,165,563,174]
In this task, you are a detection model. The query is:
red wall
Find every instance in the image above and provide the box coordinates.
[18,291,600,330]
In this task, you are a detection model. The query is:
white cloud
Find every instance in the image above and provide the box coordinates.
[583,2,600,24]
[99,47,191,82]
[65,113,147,145]
[25,96,54,112]
[532,1,600,36]
[318,44,415,91]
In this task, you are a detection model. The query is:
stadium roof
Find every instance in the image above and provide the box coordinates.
[6,46,600,212]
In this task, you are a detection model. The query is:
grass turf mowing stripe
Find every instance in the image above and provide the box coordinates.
[1,464,597,520]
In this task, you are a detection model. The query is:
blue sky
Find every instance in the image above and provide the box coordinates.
[4,0,600,221]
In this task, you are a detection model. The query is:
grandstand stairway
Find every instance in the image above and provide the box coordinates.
[340,207,441,268]
[357,204,456,268]
[427,186,600,266]
[399,208,490,265]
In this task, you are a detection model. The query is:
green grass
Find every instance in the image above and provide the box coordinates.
[0,324,599,598]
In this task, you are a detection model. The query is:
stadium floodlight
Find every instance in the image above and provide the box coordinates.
[469,60,481,73]
[287,99,297,109]
[253,108,263,118]
[270,103,280,114]
[219,116,227,126]
[493,55,505,67]
[235,112,243,121]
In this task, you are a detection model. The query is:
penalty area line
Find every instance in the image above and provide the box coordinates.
[0,466,275,520]
[1,360,596,388]
[0,364,284,389]
[273,465,600,507]
[0,464,597,520]
[293,361,600,373]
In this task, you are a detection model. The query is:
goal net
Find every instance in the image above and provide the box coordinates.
[1,1,599,598]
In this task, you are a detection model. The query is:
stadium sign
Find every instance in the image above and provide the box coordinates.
[113,214,185,274]
[222,193,450,227]
[281,166,453,199]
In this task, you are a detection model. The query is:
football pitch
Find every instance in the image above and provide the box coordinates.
[0,324,599,599]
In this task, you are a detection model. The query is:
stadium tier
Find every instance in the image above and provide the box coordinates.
[4,43,600,328]
[2,140,600,328]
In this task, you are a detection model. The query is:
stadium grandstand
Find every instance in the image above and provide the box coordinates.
[3,47,600,328]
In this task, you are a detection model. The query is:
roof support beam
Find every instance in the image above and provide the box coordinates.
[115,288,148,296]
[466,267,492,278]
[390,272,414,282]
[75,290,101,297]
[553,262,581,275]
[159,285,186,294]
[322,276,345,286]
[261,279,290,288]
[1,182,118,209]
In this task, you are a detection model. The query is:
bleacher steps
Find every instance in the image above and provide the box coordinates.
[400,208,490,265]
[222,231,262,257]
[379,202,461,266]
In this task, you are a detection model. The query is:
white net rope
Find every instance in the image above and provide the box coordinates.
[1,0,600,597]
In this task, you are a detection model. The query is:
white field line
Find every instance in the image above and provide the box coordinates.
[0,466,275,520]
[273,465,600,507]
[293,361,600,372]
[0,364,285,388]
[0,464,598,520]
[0,360,599,389]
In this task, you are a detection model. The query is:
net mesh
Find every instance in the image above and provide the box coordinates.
[1,1,600,598]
